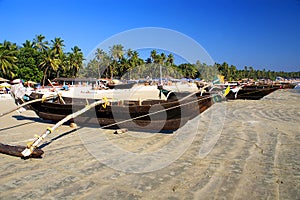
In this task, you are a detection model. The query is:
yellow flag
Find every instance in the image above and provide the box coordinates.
[223,86,230,97]
[102,96,108,108]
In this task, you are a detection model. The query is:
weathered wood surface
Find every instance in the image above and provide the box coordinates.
[0,143,44,158]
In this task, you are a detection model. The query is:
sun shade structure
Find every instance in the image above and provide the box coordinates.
[0,77,9,82]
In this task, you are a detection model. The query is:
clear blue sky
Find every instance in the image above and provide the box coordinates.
[1,0,299,72]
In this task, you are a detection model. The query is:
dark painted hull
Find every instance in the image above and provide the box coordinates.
[226,86,279,100]
[28,92,218,132]
[107,82,136,89]
[279,83,297,89]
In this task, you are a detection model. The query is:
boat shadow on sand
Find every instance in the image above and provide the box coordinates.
[12,115,175,135]
[38,128,80,149]
[12,115,55,124]
[0,121,35,132]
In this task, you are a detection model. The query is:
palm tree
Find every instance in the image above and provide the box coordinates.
[51,37,65,57]
[95,48,111,78]
[109,44,124,79]
[160,53,166,65]
[110,44,124,61]
[145,58,152,64]
[126,48,133,59]
[244,66,248,78]
[0,44,17,78]
[2,40,18,51]
[230,65,237,81]
[50,37,65,78]
[150,49,157,63]
[22,40,34,48]
[166,54,174,66]
[33,34,49,52]
[39,49,60,86]
[95,48,106,61]
[68,46,84,77]
[249,66,255,79]
[129,51,144,79]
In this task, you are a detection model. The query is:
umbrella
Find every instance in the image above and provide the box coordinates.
[0,77,9,82]
[25,81,37,85]
[0,82,10,89]
[12,79,22,84]
[0,82,10,87]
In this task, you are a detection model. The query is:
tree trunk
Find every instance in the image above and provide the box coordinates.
[42,66,49,87]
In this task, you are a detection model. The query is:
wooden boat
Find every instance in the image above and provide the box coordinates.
[106,81,136,89]
[278,82,297,89]
[24,90,221,132]
[225,85,279,100]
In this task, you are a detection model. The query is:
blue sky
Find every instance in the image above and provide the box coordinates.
[1,0,299,72]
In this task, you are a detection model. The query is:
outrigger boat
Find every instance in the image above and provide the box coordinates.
[10,84,223,132]
[225,85,280,100]
[4,83,224,158]
[22,89,221,132]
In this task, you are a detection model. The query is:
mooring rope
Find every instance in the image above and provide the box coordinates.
[100,93,220,129]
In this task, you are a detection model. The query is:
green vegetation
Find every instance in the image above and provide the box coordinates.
[0,34,84,86]
[215,62,300,81]
[1,40,299,84]
[83,45,300,81]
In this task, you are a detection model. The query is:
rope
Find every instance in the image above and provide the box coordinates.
[19,92,221,157]
[100,94,218,129]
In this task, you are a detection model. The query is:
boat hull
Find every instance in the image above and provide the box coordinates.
[226,86,279,100]
[28,92,216,132]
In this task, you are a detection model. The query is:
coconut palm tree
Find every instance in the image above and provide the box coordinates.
[166,53,174,66]
[0,44,17,78]
[22,40,34,48]
[49,37,66,78]
[33,34,49,52]
[160,53,166,65]
[68,46,84,77]
[95,48,106,61]
[1,40,17,52]
[51,37,65,57]
[95,48,111,78]
[109,44,124,79]
[150,49,157,63]
[128,50,144,79]
[85,58,99,78]
[126,48,133,59]
[110,44,124,61]
[39,49,60,86]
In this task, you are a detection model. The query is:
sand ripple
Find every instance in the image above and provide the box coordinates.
[0,89,299,199]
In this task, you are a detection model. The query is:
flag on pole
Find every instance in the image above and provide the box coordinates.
[223,85,230,97]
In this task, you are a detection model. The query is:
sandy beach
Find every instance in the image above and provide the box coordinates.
[0,89,299,199]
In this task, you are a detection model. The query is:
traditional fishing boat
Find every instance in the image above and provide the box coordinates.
[278,82,297,89]
[106,80,137,89]
[14,87,222,132]
[225,85,279,100]
[4,84,224,158]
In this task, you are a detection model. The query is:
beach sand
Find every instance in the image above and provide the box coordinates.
[0,89,299,199]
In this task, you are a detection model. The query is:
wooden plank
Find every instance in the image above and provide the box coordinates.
[0,143,44,158]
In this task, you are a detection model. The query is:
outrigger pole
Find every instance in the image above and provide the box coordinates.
[2,89,219,158]
[0,95,56,118]
[21,99,105,158]
[47,79,66,104]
